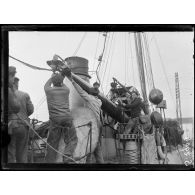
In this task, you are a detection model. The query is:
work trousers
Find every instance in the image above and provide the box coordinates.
[86,124,104,164]
[86,141,104,163]
[8,124,29,163]
[45,119,78,163]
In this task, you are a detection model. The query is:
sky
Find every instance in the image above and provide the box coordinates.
[9,31,194,125]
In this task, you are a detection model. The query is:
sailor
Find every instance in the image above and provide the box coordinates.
[107,82,118,101]
[8,77,34,163]
[62,67,104,164]
[44,72,77,163]
[7,67,21,162]
[120,87,144,134]
[150,111,168,164]
[8,66,20,119]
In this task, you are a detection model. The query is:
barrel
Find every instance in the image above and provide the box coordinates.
[117,140,140,164]
[124,141,139,164]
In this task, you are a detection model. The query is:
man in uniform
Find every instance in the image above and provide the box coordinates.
[7,66,20,162]
[121,87,144,134]
[8,77,34,163]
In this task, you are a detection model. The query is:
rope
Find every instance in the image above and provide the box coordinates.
[96,32,108,85]
[153,35,176,106]
[143,33,155,89]
[101,32,114,85]
[129,33,136,86]
[134,33,147,101]
[92,32,101,71]
[105,33,116,93]
[11,112,93,163]
[124,32,127,85]
[126,33,131,85]
[72,32,87,56]
[9,55,52,71]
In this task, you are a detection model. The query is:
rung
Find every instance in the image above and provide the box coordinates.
[116,134,142,140]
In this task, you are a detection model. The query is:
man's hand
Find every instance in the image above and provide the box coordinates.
[51,72,56,78]
[61,67,72,78]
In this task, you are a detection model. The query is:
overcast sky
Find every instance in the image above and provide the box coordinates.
[9,31,194,123]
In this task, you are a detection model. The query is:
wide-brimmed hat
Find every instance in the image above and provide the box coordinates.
[46,55,64,67]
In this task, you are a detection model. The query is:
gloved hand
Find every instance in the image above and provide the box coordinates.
[61,67,72,78]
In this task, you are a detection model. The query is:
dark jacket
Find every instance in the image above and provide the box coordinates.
[8,87,20,119]
[123,97,143,118]
[14,90,34,124]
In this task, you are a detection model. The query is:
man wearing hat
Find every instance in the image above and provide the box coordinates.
[150,111,168,164]
[44,68,77,163]
[62,67,104,163]
[121,87,145,134]
[7,66,20,162]
[8,77,34,163]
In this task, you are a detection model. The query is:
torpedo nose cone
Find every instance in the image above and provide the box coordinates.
[149,88,163,105]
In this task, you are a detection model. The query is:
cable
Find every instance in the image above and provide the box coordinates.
[124,32,127,85]
[105,33,116,93]
[129,33,136,86]
[9,55,52,71]
[101,32,114,85]
[143,33,155,89]
[72,32,87,56]
[92,32,100,71]
[153,35,176,107]
[96,32,108,88]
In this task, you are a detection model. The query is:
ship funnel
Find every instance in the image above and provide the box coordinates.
[65,56,91,80]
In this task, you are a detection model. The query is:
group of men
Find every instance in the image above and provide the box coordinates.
[108,82,168,163]
[8,64,104,163]
[7,62,167,164]
[44,67,104,163]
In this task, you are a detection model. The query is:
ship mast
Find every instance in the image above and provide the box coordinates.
[175,72,183,130]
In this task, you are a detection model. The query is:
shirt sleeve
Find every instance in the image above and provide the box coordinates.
[72,81,91,102]
[25,93,34,116]
[8,87,20,114]
[124,98,142,109]
[44,78,52,92]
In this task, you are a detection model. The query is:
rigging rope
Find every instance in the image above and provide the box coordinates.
[124,32,127,85]
[72,32,87,56]
[105,33,116,93]
[96,32,108,86]
[9,55,52,71]
[153,35,176,106]
[129,33,136,86]
[143,33,155,89]
[101,32,114,86]
[92,32,101,71]
[141,34,153,94]
[126,33,131,85]
[134,33,148,102]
